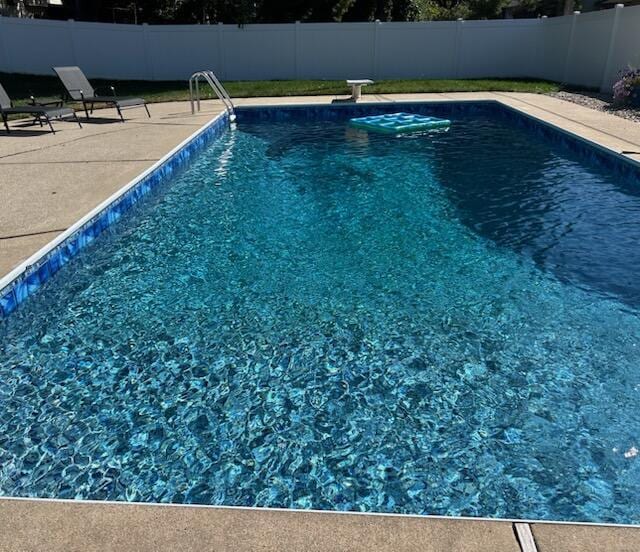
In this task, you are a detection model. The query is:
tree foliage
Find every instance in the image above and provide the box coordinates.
[70,0,518,24]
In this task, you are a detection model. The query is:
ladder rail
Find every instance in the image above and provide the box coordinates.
[190,71,233,114]
[205,71,234,110]
[189,70,236,122]
[190,71,228,111]
[200,72,232,114]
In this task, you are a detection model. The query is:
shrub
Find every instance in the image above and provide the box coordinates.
[613,67,640,105]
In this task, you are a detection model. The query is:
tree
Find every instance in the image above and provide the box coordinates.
[64,0,526,23]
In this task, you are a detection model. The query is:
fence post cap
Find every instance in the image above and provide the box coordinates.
[615,3,624,7]
[457,17,464,21]
[573,10,581,14]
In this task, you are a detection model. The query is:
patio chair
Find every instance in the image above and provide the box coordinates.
[0,83,81,134]
[53,66,150,122]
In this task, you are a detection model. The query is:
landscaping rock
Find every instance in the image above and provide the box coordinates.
[550,91,640,124]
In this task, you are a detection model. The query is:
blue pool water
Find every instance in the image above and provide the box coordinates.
[1,106,640,523]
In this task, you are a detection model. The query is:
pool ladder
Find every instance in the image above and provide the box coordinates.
[189,70,236,122]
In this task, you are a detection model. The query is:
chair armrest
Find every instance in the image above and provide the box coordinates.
[29,94,64,108]
[64,88,85,102]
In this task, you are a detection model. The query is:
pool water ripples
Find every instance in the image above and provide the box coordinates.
[1,114,640,523]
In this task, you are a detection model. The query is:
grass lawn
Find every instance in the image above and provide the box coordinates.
[1,72,561,105]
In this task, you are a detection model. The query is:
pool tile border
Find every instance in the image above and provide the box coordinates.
[0,112,230,318]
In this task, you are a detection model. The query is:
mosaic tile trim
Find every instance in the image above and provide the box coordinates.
[236,101,640,182]
[0,112,229,319]
[235,101,495,123]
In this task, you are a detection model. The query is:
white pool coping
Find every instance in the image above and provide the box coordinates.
[0,495,638,529]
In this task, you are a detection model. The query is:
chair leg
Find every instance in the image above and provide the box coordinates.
[2,114,9,133]
[144,103,150,118]
[45,116,55,134]
[83,101,90,120]
[74,112,83,129]
[116,106,124,122]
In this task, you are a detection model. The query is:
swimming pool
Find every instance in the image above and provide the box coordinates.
[1,102,640,524]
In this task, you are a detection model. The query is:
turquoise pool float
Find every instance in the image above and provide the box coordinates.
[349,112,451,134]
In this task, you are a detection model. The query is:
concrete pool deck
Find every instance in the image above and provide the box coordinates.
[1,93,640,551]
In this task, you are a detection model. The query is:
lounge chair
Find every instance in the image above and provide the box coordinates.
[0,83,81,134]
[53,66,150,122]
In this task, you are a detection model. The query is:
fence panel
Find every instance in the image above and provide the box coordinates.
[296,23,373,79]
[458,20,540,78]
[72,21,149,80]
[602,6,640,89]
[566,11,614,88]
[376,22,457,79]
[0,7,639,93]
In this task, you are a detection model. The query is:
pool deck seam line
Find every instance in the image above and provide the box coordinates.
[0,126,141,160]
[0,158,160,165]
[0,121,206,161]
[0,228,67,240]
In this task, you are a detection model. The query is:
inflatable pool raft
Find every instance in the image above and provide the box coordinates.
[349,112,451,134]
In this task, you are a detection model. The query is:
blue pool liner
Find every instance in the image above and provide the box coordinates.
[0,112,230,318]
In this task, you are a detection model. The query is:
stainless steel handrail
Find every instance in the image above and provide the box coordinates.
[189,70,236,122]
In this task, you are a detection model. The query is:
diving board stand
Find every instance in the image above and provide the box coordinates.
[347,79,374,101]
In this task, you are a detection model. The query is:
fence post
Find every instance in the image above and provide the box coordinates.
[600,4,624,93]
[454,18,464,78]
[372,19,380,79]
[0,16,9,73]
[562,11,580,85]
[141,23,155,81]
[537,16,547,81]
[294,21,300,79]
[217,22,225,79]
[66,19,78,66]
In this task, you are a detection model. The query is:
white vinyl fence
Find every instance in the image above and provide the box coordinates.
[0,5,638,92]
